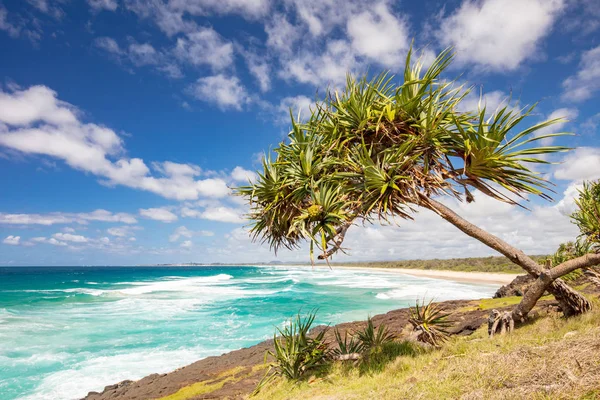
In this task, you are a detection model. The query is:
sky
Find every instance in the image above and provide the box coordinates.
[0,0,599,266]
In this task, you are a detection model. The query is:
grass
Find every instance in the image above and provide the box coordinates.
[254,300,600,400]
[157,365,264,400]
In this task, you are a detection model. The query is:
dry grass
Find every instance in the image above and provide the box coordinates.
[255,301,600,400]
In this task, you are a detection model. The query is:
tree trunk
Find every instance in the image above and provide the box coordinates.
[421,197,592,317]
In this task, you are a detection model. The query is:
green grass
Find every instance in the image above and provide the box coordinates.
[255,299,600,400]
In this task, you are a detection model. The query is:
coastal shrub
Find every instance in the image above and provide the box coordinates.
[548,240,593,282]
[572,180,600,251]
[332,327,364,358]
[409,300,452,347]
[253,311,329,395]
[355,317,395,352]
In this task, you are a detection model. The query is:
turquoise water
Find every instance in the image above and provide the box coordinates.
[0,266,498,400]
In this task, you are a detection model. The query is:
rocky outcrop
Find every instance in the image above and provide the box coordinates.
[493,274,535,298]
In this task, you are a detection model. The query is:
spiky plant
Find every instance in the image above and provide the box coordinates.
[253,311,329,395]
[548,240,594,281]
[238,46,598,319]
[355,317,395,352]
[572,180,600,251]
[332,328,364,357]
[409,300,452,347]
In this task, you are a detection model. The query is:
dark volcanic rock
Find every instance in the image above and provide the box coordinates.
[494,274,535,298]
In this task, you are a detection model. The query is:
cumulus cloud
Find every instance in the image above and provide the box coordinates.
[139,207,178,223]
[277,95,315,124]
[436,0,564,71]
[31,237,68,246]
[181,205,245,223]
[230,166,257,183]
[281,40,361,88]
[561,45,600,102]
[346,2,409,68]
[0,85,230,200]
[457,89,514,114]
[53,233,88,243]
[174,28,233,70]
[0,209,137,225]
[534,108,578,145]
[3,235,20,245]
[180,240,193,248]
[554,147,600,182]
[189,74,249,110]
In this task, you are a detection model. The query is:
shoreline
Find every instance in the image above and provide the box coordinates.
[261,264,518,285]
[331,265,517,285]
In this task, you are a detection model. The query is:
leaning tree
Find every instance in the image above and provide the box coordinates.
[238,49,600,324]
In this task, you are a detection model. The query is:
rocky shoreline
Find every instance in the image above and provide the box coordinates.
[83,272,599,400]
[81,297,545,400]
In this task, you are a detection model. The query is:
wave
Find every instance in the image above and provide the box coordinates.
[19,346,233,400]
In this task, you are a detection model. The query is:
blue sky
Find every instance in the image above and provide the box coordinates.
[0,0,599,266]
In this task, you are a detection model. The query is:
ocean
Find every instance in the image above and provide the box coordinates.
[0,265,498,400]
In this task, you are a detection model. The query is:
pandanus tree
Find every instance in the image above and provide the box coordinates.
[237,49,600,325]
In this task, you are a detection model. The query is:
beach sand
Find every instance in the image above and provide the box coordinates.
[316,265,518,285]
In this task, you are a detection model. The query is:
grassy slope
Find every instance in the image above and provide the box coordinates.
[256,299,600,400]
[327,255,548,274]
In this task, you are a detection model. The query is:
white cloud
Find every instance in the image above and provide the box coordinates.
[124,0,269,36]
[346,2,409,67]
[27,0,64,19]
[277,95,315,123]
[3,235,20,245]
[0,85,231,200]
[169,225,213,242]
[265,14,300,53]
[87,0,118,11]
[53,233,89,243]
[561,45,600,102]
[169,226,193,242]
[32,237,68,246]
[107,225,141,238]
[190,74,249,110]
[243,53,271,92]
[199,206,245,223]
[554,147,600,182]
[535,108,578,145]
[0,209,137,225]
[231,166,257,183]
[107,227,128,237]
[95,37,122,54]
[0,85,79,126]
[436,0,565,71]
[139,207,178,223]
[0,5,21,38]
[95,37,184,79]
[180,240,193,248]
[128,43,160,66]
[458,89,513,114]
[174,28,234,70]
[281,40,360,87]
[181,205,245,223]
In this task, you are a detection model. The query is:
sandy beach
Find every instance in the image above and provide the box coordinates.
[263,264,518,285]
[329,266,518,285]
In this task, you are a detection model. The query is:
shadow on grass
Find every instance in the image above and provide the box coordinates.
[357,340,421,375]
